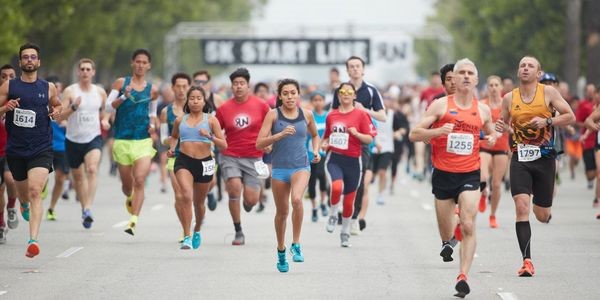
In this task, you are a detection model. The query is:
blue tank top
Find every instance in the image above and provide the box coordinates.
[166,104,181,155]
[113,76,152,140]
[307,110,327,162]
[179,113,212,143]
[6,78,52,157]
[51,121,66,152]
[271,108,309,169]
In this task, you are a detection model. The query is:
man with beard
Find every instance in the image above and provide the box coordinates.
[0,43,62,257]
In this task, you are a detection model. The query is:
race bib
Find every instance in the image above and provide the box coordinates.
[517,144,541,162]
[202,159,216,176]
[78,112,98,126]
[254,160,270,179]
[329,132,349,150]
[446,133,474,155]
[13,108,36,128]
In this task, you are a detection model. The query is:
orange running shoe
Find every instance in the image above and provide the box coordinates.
[454,224,462,242]
[478,193,486,213]
[517,258,535,277]
[25,240,40,258]
[454,273,470,298]
[489,215,498,228]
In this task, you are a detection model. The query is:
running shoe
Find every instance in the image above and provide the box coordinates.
[207,192,217,211]
[320,203,328,217]
[178,234,184,244]
[454,224,462,242]
[243,201,254,213]
[290,243,304,262]
[440,243,454,262]
[518,258,535,277]
[7,208,18,229]
[82,209,94,229]
[46,208,56,221]
[596,213,600,220]
[256,202,265,213]
[489,215,498,228]
[0,227,6,244]
[160,184,167,194]
[180,236,192,250]
[594,198,599,208]
[125,193,134,215]
[192,231,202,249]
[277,249,289,273]
[124,221,136,236]
[340,233,351,248]
[454,274,470,298]
[358,219,366,231]
[311,209,318,222]
[350,219,360,236]
[25,239,40,258]
[232,231,245,245]
[326,215,337,233]
[478,193,486,213]
[20,203,30,222]
[61,191,69,200]
[376,194,385,205]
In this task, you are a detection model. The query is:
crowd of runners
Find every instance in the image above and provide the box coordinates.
[2,42,600,298]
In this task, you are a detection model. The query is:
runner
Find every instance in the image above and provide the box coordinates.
[0,43,63,257]
[479,75,510,228]
[409,59,497,297]
[60,58,108,229]
[323,82,376,247]
[215,68,270,245]
[496,56,575,277]
[105,48,159,236]
[576,84,597,192]
[256,78,320,272]
[254,82,273,213]
[168,86,226,249]
[46,116,69,221]
[583,85,600,219]
[0,64,18,243]
[160,73,190,242]
[306,91,329,222]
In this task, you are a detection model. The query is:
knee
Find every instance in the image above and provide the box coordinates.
[514,200,530,217]
[28,186,41,200]
[180,190,193,204]
[133,176,145,187]
[460,220,475,236]
[533,208,551,223]
[276,209,289,220]
[291,197,303,209]
[86,165,98,177]
[174,192,184,201]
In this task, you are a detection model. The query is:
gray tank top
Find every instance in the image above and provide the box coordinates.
[271,107,309,169]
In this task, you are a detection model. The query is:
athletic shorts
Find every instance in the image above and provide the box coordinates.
[431,168,480,203]
[112,138,156,166]
[583,148,596,172]
[565,140,582,160]
[7,149,54,181]
[272,166,310,183]
[480,148,509,156]
[219,154,262,191]
[53,151,70,174]
[65,135,103,169]
[371,152,392,172]
[174,153,214,183]
[166,157,176,171]
[0,157,5,185]
[326,152,362,194]
[510,155,555,208]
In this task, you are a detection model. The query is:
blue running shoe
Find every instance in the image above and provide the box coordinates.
[277,249,289,273]
[290,243,304,262]
[20,203,30,222]
[82,209,94,229]
[192,231,202,249]
[180,236,192,250]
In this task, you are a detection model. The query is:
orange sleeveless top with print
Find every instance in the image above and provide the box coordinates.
[480,99,509,152]
[510,84,555,156]
[431,95,482,173]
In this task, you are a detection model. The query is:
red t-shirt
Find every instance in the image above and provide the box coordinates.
[576,99,596,150]
[421,86,446,107]
[323,108,376,158]
[216,95,270,158]
[0,120,6,157]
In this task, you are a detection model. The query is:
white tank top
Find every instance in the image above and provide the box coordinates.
[375,110,395,154]
[66,84,102,143]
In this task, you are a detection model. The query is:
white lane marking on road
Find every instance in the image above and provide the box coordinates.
[56,247,84,258]
[498,292,518,300]
[151,204,165,211]
[421,203,433,211]
[112,221,129,228]
[0,291,7,296]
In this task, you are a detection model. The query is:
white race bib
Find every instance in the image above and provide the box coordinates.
[446,133,474,155]
[13,108,36,128]
[517,144,541,162]
[329,132,349,150]
[254,160,270,179]
[77,112,98,126]
[202,159,216,176]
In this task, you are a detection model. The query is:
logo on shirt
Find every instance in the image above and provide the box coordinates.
[38,93,45,98]
[332,123,346,133]
[234,114,250,128]
[514,104,521,111]
[449,109,458,115]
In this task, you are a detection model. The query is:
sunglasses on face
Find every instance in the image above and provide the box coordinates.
[21,55,38,61]
[194,79,208,85]
[338,89,355,96]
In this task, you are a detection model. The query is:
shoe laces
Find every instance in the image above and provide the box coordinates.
[292,244,302,255]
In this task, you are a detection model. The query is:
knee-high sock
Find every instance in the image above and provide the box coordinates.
[516,221,531,259]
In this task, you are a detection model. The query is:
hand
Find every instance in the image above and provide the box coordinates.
[48,105,62,120]
[71,96,82,110]
[124,85,133,99]
[281,125,296,137]
[529,117,547,129]
[311,152,321,163]
[148,124,156,135]
[348,127,358,136]
[199,128,211,138]
[101,119,111,130]
[495,119,506,133]
[485,133,498,147]
[263,145,273,153]
[437,123,454,136]
[167,149,175,158]
[321,141,329,152]
[5,98,20,111]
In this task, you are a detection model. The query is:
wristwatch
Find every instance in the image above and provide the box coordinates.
[546,118,553,126]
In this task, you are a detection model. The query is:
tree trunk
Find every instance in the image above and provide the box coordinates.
[564,0,581,89]
[585,0,600,85]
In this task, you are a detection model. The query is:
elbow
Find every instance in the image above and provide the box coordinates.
[219,141,228,151]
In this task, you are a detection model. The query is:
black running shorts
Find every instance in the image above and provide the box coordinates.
[510,155,555,208]
[7,149,54,181]
[431,168,480,203]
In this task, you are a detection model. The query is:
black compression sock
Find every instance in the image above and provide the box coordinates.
[234,222,242,233]
[515,221,531,259]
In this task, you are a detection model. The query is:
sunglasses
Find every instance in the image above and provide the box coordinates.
[21,54,38,61]
[338,89,355,96]
[194,79,208,85]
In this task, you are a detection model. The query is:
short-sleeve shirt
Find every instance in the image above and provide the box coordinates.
[323,108,376,158]
[331,81,384,112]
[576,99,596,150]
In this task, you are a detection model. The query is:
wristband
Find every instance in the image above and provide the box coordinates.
[119,94,127,101]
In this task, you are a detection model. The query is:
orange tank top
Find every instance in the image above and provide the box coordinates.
[431,95,483,173]
[510,84,555,155]
[480,98,509,152]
